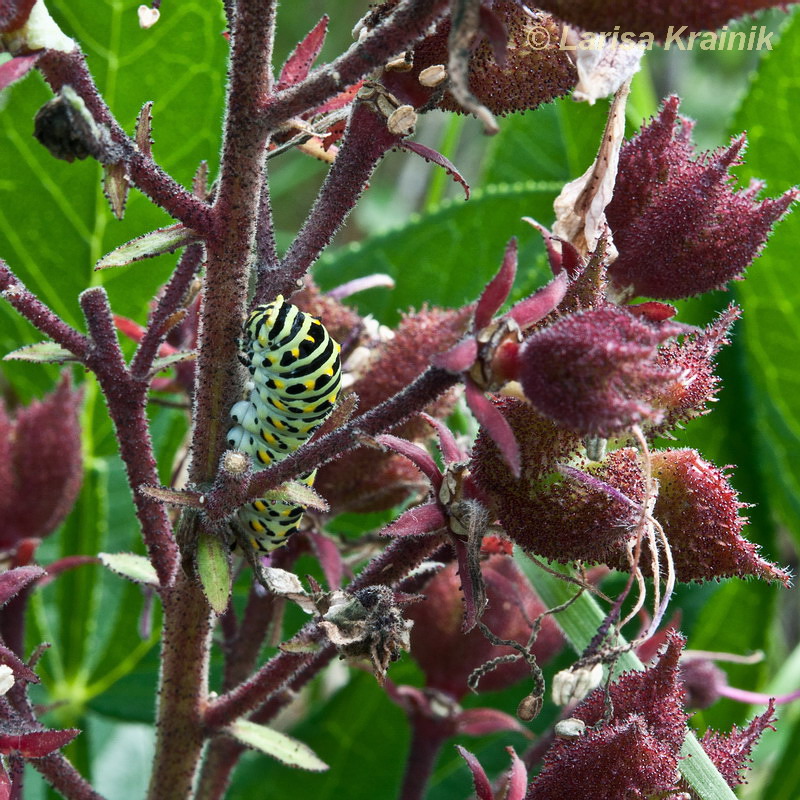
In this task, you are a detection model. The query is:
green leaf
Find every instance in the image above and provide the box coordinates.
[149,349,196,376]
[316,183,560,326]
[228,719,329,772]
[57,461,108,680]
[196,530,231,615]
[730,12,800,543]
[264,480,328,513]
[3,341,79,363]
[98,553,159,587]
[228,672,406,800]
[95,224,199,270]
[482,96,615,185]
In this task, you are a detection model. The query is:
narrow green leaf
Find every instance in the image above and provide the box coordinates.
[228,719,329,772]
[138,484,204,509]
[522,558,738,800]
[95,225,199,270]
[3,341,79,363]
[196,530,231,614]
[149,350,196,376]
[262,480,328,512]
[98,553,159,587]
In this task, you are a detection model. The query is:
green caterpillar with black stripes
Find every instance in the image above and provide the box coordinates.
[227,295,342,552]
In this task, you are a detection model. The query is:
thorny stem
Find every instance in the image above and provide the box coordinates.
[146,571,212,800]
[148,2,278,795]
[28,753,106,800]
[254,167,279,276]
[190,0,277,486]
[0,261,90,359]
[130,243,205,378]
[258,102,401,302]
[79,289,179,587]
[399,715,452,800]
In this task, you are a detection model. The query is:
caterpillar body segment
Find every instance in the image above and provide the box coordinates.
[226,295,342,551]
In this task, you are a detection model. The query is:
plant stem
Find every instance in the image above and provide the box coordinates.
[258,102,400,302]
[28,753,106,800]
[79,289,179,587]
[190,0,277,486]
[399,715,451,800]
[258,0,449,131]
[146,571,212,800]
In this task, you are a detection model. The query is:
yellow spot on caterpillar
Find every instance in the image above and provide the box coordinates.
[291,348,300,358]
[250,519,266,533]
[254,500,268,512]
[304,380,315,391]
[257,449,272,464]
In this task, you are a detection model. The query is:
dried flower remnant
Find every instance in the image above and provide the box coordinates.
[370,1,577,118]
[527,632,688,799]
[318,585,413,683]
[0,376,82,557]
[606,96,798,301]
[517,305,687,437]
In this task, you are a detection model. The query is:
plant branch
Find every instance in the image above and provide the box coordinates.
[190,0,277,487]
[79,288,179,587]
[0,260,90,358]
[29,753,106,800]
[257,0,449,131]
[254,166,279,276]
[36,51,212,232]
[258,101,401,302]
[130,243,204,378]
[146,571,213,800]
[204,366,459,522]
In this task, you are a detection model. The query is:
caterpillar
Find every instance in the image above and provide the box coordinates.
[227,295,342,552]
